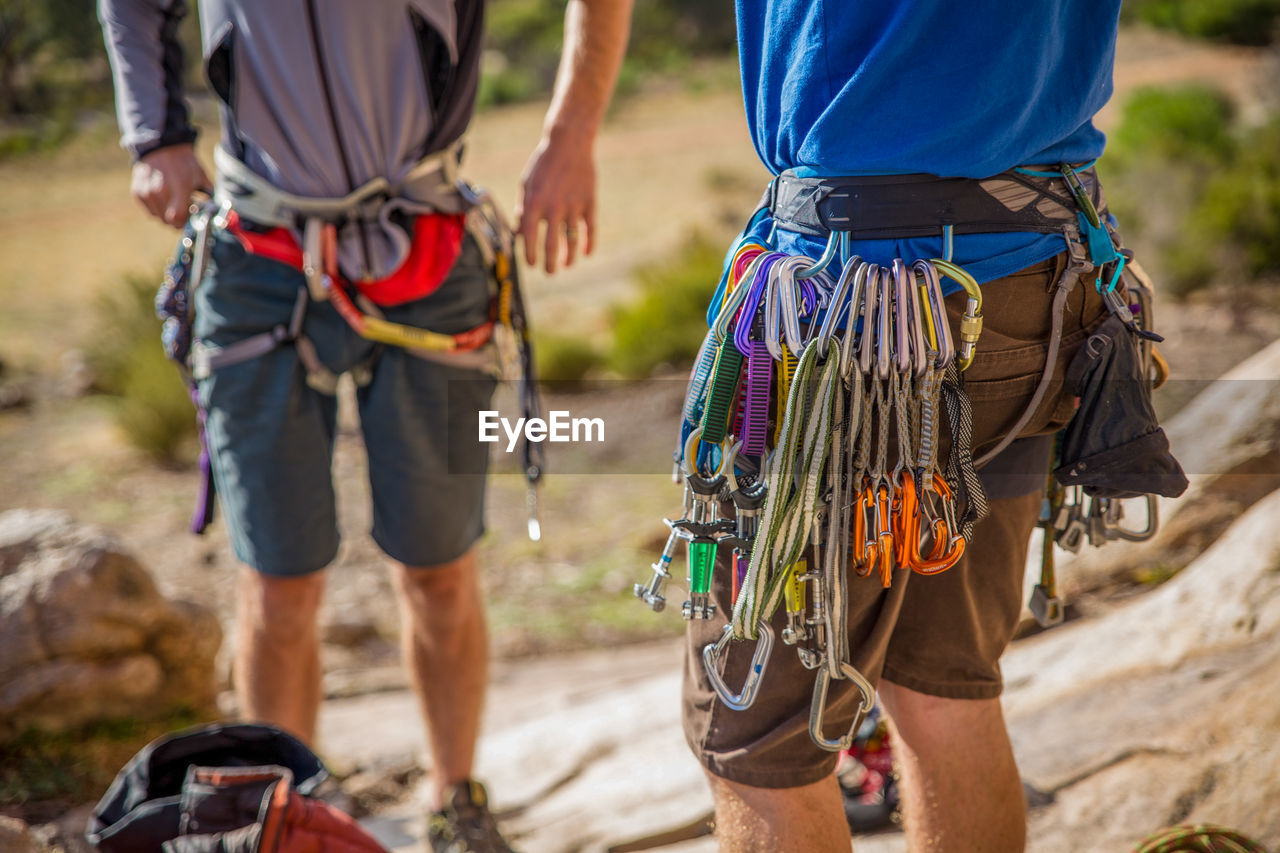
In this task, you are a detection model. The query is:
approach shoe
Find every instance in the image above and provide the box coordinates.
[427,780,516,853]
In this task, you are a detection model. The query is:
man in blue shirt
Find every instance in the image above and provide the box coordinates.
[681,2,1122,849]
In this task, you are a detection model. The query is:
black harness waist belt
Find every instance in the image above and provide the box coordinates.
[766,166,1108,239]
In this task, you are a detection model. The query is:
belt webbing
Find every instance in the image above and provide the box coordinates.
[766,165,1108,239]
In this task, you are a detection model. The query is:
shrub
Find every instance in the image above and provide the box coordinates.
[607,233,723,379]
[1106,85,1236,168]
[1123,0,1280,45]
[534,333,604,383]
[85,272,197,465]
[1196,117,1280,278]
[1102,87,1280,298]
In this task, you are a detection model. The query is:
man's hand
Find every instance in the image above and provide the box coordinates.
[516,131,596,275]
[131,143,211,228]
[514,0,633,275]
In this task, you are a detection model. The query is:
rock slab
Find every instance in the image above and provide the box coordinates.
[0,509,221,740]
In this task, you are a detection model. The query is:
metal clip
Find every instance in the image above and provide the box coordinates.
[809,662,876,752]
[702,621,776,711]
[1104,494,1160,542]
[1029,583,1064,628]
[633,523,681,612]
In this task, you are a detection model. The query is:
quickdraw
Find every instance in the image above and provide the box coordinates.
[634,227,988,750]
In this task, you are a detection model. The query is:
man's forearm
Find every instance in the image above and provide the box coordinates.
[542,0,634,144]
[98,0,197,161]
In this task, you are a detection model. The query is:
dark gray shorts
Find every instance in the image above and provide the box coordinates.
[194,229,496,576]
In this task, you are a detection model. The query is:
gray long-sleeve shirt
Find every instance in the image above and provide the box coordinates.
[99,0,484,279]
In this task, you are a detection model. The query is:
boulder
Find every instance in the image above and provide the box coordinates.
[1004,488,1280,849]
[0,509,221,740]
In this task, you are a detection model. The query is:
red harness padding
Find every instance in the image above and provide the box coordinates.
[225,210,467,307]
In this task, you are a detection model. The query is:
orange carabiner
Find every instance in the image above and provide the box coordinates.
[910,473,966,575]
[873,483,895,587]
[892,471,917,567]
[852,484,874,577]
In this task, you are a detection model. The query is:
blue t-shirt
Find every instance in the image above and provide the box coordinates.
[734,0,1122,286]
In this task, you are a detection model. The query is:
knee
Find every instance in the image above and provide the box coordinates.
[238,566,325,638]
[879,681,1005,747]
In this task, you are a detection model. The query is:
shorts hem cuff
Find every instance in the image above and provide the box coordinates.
[686,735,838,789]
[377,526,485,569]
[881,665,1003,700]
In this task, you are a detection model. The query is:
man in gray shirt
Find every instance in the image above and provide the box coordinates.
[99,2,633,850]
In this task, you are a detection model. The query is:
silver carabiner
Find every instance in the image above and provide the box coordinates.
[896,259,929,377]
[891,259,914,375]
[858,264,881,376]
[875,265,893,380]
[839,262,870,380]
[915,260,955,370]
[777,255,810,359]
[808,661,876,752]
[1106,494,1159,542]
[815,254,862,358]
[703,621,777,712]
[795,230,841,280]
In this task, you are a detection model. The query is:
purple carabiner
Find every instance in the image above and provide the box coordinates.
[733,253,780,357]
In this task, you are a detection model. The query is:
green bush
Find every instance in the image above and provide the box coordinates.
[608,234,722,379]
[1197,117,1280,278]
[1123,0,1280,45]
[1102,87,1280,297]
[1106,85,1236,167]
[535,333,604,382]
[85,273,198,465]
[479,0,737,108]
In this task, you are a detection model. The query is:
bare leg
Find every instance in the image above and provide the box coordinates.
[392,547,489,810]
[706,771,851,853]
[234,566,327,744]
[879,681,1026,852]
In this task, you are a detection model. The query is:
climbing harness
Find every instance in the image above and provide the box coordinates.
[157,154,545,540]
[635,161,1187,748]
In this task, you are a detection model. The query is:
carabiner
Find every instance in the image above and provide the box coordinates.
[897,259,929,377]
[914,260,955,370]
[703,621,776,711]
[809,661,876,752]
[712,254,762,343]
[932,258,983,371]
[795,230,841,280]
[875,268,893,380]
[815,254,862,359]
[890,257,911,373]
[872,483,895,586]
[905,474,966,574]
[838,262,870,380]
[776,255,812,359]
[1104,494,1159,542]
[858,265,881,376]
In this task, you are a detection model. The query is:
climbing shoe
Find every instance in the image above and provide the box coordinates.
[426,780,516,853]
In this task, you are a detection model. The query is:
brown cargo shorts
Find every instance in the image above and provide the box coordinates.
[682,251,1109,789]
